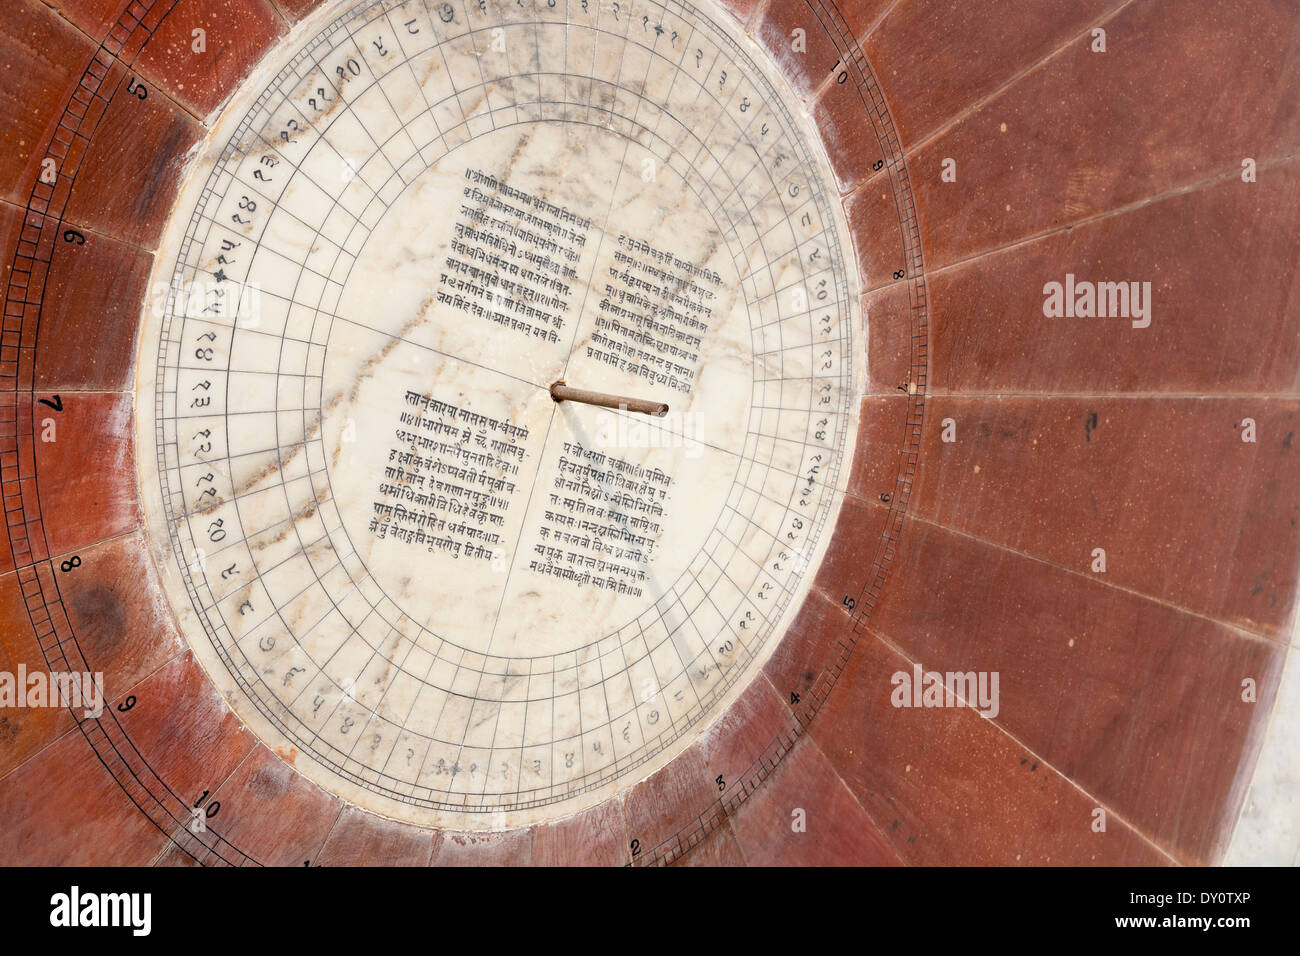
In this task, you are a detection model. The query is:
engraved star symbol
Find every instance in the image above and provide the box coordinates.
[213,268,228,283]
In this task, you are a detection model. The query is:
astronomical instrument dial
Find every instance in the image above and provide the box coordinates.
[4,0,1286,874]
[136,0,861,829]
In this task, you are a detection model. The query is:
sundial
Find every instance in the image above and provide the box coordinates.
[3,0,1291,878]
[135,0,861,832]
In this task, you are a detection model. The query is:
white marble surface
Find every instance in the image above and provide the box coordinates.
[136,0,861,828]
[1223,614,1300,865]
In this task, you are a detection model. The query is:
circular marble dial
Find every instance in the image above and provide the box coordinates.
[136,0,859,828]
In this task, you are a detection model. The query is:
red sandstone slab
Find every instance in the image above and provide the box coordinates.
[696,674,791,804]
[763,585,845,707]
[432,827,532,866]
[861,283,913,393]
[710,0,761,27]
[134,0,287,118]
[925,161,1300,395]
[843,395,910,502]
[911,396,1300,639]
[755,1,845,102]
[46,0,126,37]
[0,570,77,778]
[675,819,746,865]
[0,177,26,299]
[811,493,889,607]
[0,393,38,572]
[907,0,1300,268]
[63,64,203,250]
[206,744,342,866]
[849,522,1282,863]
[315,805,437,866]
[58,530,186,698]
[271,0,326,23]
[830,0,899,39]
[112,650,256,803]
[152,840,203,865]
[0,1,97,209]
[0,727,171,864]
[844,179,909,292]
[810,77,887,194]
[32,390,140,559]
[621,738,711,861]
[728,735,900,865]
[804,590,1172,864]
[531,797,628,867]
[36,218,155,391]
[154,825,267,866]
[56,0,201,59]
[861,0,1121,148]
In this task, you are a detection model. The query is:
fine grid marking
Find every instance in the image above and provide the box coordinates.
[489,1,532,129]
[415,1,477,135]
[201,14,448,700]
[259,24,411,767]
[338,620,424,769]
[431,0,501,135]
[149,0,852,811]
[163,5,484,731]
[210,35,356,725]
[383,630,445,789]
[8,0,261,866]
[152,29,374,858]
[628,16,810,502]
[530,3,554,127]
